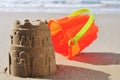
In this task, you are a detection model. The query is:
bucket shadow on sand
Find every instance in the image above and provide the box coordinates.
[49,65,110,80]
[70,52,120,65]
[29,64,110,80]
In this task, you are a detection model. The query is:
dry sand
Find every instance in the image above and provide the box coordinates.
[0,12,120,80]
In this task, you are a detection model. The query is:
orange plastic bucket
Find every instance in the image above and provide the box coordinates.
[48,8,98,59]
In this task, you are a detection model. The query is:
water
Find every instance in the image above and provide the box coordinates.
[0,0,120,13]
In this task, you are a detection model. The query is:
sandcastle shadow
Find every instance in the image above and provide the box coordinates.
[70,52,120,65]
[49,65,110,80]
[27,64,110,80]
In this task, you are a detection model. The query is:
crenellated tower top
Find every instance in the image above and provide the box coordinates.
[10,19,50,47]
[13,19,49,30]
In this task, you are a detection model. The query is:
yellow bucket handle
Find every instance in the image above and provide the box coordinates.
[68,8,94,46]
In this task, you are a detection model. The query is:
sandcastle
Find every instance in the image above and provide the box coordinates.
[9,19,56,77]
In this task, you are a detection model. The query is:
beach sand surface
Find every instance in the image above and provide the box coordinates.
[0,12,120,80]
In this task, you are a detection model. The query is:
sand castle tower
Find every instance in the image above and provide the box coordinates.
[9,19,56,77]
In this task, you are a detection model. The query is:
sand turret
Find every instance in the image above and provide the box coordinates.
[9,19,56,77]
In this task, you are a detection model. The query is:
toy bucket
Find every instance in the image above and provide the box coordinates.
[48,8,98,58]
